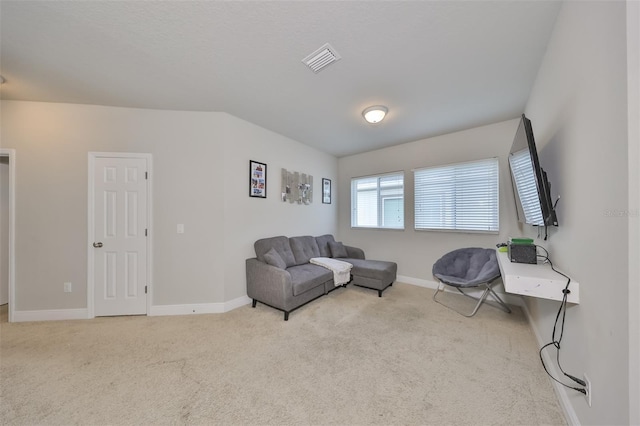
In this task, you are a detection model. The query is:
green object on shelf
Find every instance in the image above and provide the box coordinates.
[510,237,534,245]
[498,246,508,252]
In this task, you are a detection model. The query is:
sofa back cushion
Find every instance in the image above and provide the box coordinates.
[315,234,336,258]
[254,236,296,268]
[329,241,349,258]
[263,247,287,269]
[290,236,321,265]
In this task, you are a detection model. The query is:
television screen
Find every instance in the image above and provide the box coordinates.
[508,114,558,227]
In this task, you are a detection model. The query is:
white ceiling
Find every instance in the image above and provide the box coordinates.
[0,1,562,157]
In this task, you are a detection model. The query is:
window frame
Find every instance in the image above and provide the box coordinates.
[351,171,405,230]
[413,158,499,233]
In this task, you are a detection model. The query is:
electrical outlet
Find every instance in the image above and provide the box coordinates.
[64,282,72,293]
[584,373,592,407]
[177,224,184,234]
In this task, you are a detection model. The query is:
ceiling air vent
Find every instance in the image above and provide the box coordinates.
[302,43,341,74]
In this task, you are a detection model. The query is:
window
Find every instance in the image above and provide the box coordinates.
[351,172,404,229]
[414,158,499,232]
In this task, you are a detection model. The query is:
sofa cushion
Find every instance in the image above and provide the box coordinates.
[263,247,287,269]
[290,236,321,265]
[315,234,336,258]
[287,264,332,296]
[254,236,296,268]
[329,241,349,258]
[343,258,397,282]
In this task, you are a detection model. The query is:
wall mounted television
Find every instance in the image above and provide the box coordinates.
[508,114,558,231]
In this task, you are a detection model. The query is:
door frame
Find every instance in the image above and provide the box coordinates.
[87,152,153,318]
[0,149,16,322]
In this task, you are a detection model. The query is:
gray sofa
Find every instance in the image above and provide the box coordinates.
[246,234,397,320]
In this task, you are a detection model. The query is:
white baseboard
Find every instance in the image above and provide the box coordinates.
[397,274,439,289]
[224,295,253,311]
[519,302,581,426]
[149,295,252,317]
[11,296,252,322]
[397,275,524,307]
[9,279,522,321]
[12,308,89,322]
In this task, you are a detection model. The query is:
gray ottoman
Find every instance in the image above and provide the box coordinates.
[346,258,397,297]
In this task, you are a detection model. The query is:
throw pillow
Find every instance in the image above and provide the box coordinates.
[329,241,348,258]
[263,247,287,269]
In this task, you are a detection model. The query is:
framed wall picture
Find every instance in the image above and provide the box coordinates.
[322,178,331,204]
[249,160,267,198]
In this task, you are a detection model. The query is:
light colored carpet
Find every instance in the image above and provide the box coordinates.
[0,283,566,425]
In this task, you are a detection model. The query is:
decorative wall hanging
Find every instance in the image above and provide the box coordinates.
[249,160,267,198]
[281,168,313,204]
[322,178,331,204]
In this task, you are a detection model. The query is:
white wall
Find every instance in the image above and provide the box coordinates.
[626,2,640,424]
[222,114,338,301]
[524,1,631,424]
[0,100,337,312]
[337,119,521,284]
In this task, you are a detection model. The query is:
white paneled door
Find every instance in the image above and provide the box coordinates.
[92,156,148,316]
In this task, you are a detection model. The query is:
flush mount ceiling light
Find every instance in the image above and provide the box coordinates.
[362,105,388,124]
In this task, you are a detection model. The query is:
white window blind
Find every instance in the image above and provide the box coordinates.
[414,158,499,232]
[508,149,544,225]
[351,173,404,229]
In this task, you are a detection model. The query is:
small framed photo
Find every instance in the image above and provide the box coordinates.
[322,178,331,204]
[249,160,267,198]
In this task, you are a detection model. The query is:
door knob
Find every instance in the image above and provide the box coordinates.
[93,242,103,248]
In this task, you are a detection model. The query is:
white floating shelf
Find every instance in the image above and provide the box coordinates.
[496,250,579,304]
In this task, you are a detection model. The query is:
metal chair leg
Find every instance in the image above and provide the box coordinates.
[433,282,480,317]
[484,285,512,313]
[433,281,511,317]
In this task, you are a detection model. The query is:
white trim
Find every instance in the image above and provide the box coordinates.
[149,295,252,317]
[520,301,581,426]
[12,308,89,323]
[146,158,154,316]
[397,274,438,289]
[0,149,16,323]
[87,154,95,317]
[149,303,224,316]
[87,152,153,318]
[224,295,253,311]
[397,274,524,307]
[10,296,252,322]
